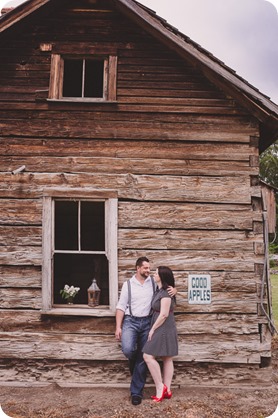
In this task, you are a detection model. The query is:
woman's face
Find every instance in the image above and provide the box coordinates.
[153,269,161,284]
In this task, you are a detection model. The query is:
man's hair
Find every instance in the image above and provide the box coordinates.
[135,256,149,269]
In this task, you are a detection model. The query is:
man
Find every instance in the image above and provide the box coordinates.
[115,256,176,405]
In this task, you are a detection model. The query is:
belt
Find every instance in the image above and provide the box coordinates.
[126,314,151,319]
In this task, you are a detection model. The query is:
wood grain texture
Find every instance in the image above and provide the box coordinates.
[0,0,271,378]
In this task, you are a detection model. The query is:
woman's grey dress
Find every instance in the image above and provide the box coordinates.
[142,288,178,357]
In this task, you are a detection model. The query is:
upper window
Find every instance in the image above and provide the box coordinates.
[63,59,104,98]
[48,54,117,102]
[42,190,118,316]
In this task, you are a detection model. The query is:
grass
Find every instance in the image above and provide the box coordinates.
[271,274,278,328]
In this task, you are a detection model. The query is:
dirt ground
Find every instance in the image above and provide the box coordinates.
[0,339,278,418]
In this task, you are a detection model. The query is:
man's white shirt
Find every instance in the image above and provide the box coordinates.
[116,275,154,317]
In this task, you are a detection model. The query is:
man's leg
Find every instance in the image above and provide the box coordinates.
[121,315,138,367]
[121,316,142,402]
[129,317,151,399]
[121,316,151,401]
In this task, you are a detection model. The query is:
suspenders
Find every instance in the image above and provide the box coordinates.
[127,276,156,317]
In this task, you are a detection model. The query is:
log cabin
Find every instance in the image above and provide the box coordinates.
[0,0,278,388]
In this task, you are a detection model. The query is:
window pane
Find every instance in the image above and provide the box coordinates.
[55,201,78,250]
[63,59,83,97]
[81,201,105,251]
[53,253,109,305]
[84,60,104,98]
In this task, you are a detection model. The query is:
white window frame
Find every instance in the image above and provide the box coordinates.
[41,189,118,316]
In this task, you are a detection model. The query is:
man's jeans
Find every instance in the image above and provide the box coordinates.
[121,315,151,397]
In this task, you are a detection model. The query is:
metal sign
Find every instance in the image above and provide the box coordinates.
[188,274,211,304]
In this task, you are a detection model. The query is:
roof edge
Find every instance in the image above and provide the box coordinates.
[114,0,278,116]
[0,0,49,32]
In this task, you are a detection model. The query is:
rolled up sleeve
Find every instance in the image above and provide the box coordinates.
[116,281,129,313]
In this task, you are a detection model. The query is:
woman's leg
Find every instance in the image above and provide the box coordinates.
[162,356,174,391]
[143,353,164,397]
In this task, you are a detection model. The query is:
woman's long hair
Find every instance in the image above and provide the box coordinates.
[157,266,176,302]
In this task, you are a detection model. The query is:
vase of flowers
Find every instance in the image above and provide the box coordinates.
[60,285,80,304]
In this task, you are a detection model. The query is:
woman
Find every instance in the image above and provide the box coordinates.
[142,266,178,402]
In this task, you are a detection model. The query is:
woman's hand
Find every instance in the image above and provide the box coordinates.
[148,328,154,341]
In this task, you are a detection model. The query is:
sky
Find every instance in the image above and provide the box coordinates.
[0,0,278,104]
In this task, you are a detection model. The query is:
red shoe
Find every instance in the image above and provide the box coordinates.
[164,389,172,399]
[151,384,168,403]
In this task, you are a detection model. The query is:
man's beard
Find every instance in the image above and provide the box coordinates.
[140,272,149,279]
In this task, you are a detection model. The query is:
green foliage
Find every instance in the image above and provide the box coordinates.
[260,140,278,250]
[260,140,278,188]
[270,241,278,255]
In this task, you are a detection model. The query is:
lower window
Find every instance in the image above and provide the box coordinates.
[42,191,118,315]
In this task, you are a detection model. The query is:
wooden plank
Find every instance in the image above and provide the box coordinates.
[0,310,116,333]
[0,173,254,204]
[0,100,248,114]
[106,198,118,312]
[48,54,62,99]
[115,103,244,115]
[0,266,41,287]
[0,289,41,309]
[0,155,258,177]
[0,225,41,246]
[118,96,236,107]
[118,229,262,250]
[117,87,227,99]
[0,246,42,265]
[175,314,260,335]
[119,202,262,230]
[0,110,258,129]
[42,196,52,311]
[119,249,263,273]
[0,358,270,387]
[0,200,261,229]
[0,310,260,335]
[0,118,254,140]
[0,199,42,224]
[108,55,117,101]
[0,138,257,161]
[0,331,263,363]
[175,291,258,314]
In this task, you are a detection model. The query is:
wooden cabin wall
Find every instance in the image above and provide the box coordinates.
[0,0,271,385]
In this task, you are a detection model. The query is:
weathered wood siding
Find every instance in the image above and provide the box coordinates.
[0,0,271,385]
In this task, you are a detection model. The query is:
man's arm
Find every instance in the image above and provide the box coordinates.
[115,309,125,341]
[115,281,128,341]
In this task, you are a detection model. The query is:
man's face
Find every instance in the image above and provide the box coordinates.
[137,261,150,278]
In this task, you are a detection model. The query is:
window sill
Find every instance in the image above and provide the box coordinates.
[41,305,115,317]
[47,98,117,104]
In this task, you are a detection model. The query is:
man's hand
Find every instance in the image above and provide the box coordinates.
[115,309,124,341]
[115,327,122,341]
[167,286,177,297]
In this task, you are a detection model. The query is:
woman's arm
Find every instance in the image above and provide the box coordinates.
[148,297,171,341]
